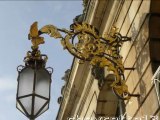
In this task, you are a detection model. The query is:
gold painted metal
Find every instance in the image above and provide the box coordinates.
[28,21,132,100]
[28,22,45,49]
[25,22,48,68]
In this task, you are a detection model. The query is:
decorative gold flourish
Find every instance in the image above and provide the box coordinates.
[103,26,119,44]
[28,22,44,49]
[28,21,131,100]
[40,25,62,38]
[72,22,99,38]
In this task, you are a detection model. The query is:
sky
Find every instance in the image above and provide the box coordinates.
[0,1,83,120]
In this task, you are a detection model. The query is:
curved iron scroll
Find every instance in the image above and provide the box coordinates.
[28,22,131,100]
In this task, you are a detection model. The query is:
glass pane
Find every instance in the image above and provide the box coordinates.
[18,67,34,97]
[35,68,51,98]
[16,101,26,115]
[37,103,49,117]
[20,96,32,115]
[34,96,47,115]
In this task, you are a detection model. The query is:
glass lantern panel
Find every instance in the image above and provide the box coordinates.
[35,69,51,98]
[16,101,26,115]
[18,67,34,97]
[37,103,49,117]
[34,96,47,115]
[20,96,32,115]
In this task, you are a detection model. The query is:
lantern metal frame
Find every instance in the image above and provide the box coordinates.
[16,47,53,120]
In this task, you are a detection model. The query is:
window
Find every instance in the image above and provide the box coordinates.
[152,66,160,106]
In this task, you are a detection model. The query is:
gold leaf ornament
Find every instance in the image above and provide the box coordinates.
[40,25,62,39]
[112,82,131,100]
[73,23,99,38]
[29,22,39,38]
[29,22,45,48]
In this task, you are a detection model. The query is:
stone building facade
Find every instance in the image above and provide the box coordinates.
[56,0,160,119]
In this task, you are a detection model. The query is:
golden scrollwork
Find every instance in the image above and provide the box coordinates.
[40,25,62,38]
[28,21,132,100]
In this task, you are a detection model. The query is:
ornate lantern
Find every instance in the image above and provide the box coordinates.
[16,47,53,120]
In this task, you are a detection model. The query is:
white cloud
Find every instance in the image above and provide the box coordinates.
[0,77,16,92]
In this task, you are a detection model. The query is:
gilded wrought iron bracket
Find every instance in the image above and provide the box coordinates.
[28,21,132,100]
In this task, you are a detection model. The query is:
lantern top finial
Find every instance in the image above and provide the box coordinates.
[24,47,48,69]
[28,22,45,49]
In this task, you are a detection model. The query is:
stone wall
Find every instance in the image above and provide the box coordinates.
[112,0,160,118]
[56,0,160,119]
